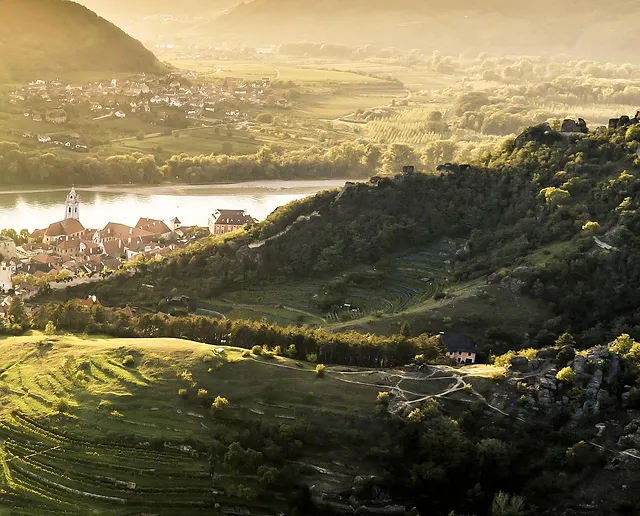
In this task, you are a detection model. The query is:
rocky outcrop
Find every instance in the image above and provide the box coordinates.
[511,345,628,421]
[514,123,564,149]
[561,118,588,134]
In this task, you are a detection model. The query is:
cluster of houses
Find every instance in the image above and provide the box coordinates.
[0,188,256,295]
[9,72,280,149]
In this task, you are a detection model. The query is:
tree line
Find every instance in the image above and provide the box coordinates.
[29,301,444,368]
[0,140,419,185]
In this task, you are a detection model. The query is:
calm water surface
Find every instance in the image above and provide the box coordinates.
[0,180,354,231]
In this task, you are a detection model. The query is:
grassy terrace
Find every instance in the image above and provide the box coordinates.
[0,334,393,514]
[200,240,459,326]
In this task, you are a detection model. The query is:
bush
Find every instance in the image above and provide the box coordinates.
[306,353,317,363]
[556,366,576,383]
[197,389,209,404]
[256,113,274,124]
[315,364,326,377]
[377,391,391,405]
[212,396,230,411]
[251,345,263,356]
[178,388,188,399]
[122,355,135,367]
[44,321,56,335]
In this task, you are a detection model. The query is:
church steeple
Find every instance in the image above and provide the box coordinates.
[64,187,80,221]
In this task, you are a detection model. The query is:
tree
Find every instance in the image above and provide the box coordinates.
[7,296,26,325]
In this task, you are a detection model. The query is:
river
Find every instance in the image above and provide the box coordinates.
[0,180,355,231]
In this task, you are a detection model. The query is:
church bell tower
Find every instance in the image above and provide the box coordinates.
[64,187,80,221]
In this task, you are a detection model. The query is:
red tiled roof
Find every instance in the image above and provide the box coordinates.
[135,218,171,235]
[32,254,60,264]
[45,218,85,237]
[100,222,134,240]
[213,209,254,226]
[57,240,80,250]
[101,240,123,256]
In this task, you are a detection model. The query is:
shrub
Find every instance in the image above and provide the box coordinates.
[53,398,69,413]
[178,388,188,399]
[122,355,135,367]
[581,221,600,233]
[197,389,209,404]
[44,321,56,335]
[178,370,194,385]
[556,366,576,383]
[306,353,317,363]
[251,345,262,356]
[213,396,230,411]
[377,391,391,405]
[256,112,274,124]
[315,364,326,377]
[110,410,124,418]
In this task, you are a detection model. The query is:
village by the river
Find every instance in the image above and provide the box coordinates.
[0,180,350,303]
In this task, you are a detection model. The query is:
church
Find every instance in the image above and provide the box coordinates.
[30,187,87,244]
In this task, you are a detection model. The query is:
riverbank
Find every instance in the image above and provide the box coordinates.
[0,179,362,196]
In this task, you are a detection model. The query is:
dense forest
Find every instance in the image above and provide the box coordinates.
[64,120,640,349]
[0,0,164,80]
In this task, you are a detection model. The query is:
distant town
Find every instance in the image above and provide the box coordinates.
[0,188,254,303]
[7,71,284,151]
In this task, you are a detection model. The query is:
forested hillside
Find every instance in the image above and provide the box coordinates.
[0,0,164,80]
[76,120,640,348]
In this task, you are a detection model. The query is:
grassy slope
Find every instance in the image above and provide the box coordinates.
[0,333,500,514]
[0,333,412,514]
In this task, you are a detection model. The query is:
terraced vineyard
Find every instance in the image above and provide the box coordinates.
[0,412,216,515]
[201,240,461,326]
[0,334,396,515]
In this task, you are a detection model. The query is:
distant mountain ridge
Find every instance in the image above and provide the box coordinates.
[211,0,640,62]
[0,0,165,81]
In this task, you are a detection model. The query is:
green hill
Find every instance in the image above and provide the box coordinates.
[72,118,640,352]
[0,0,165,81]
